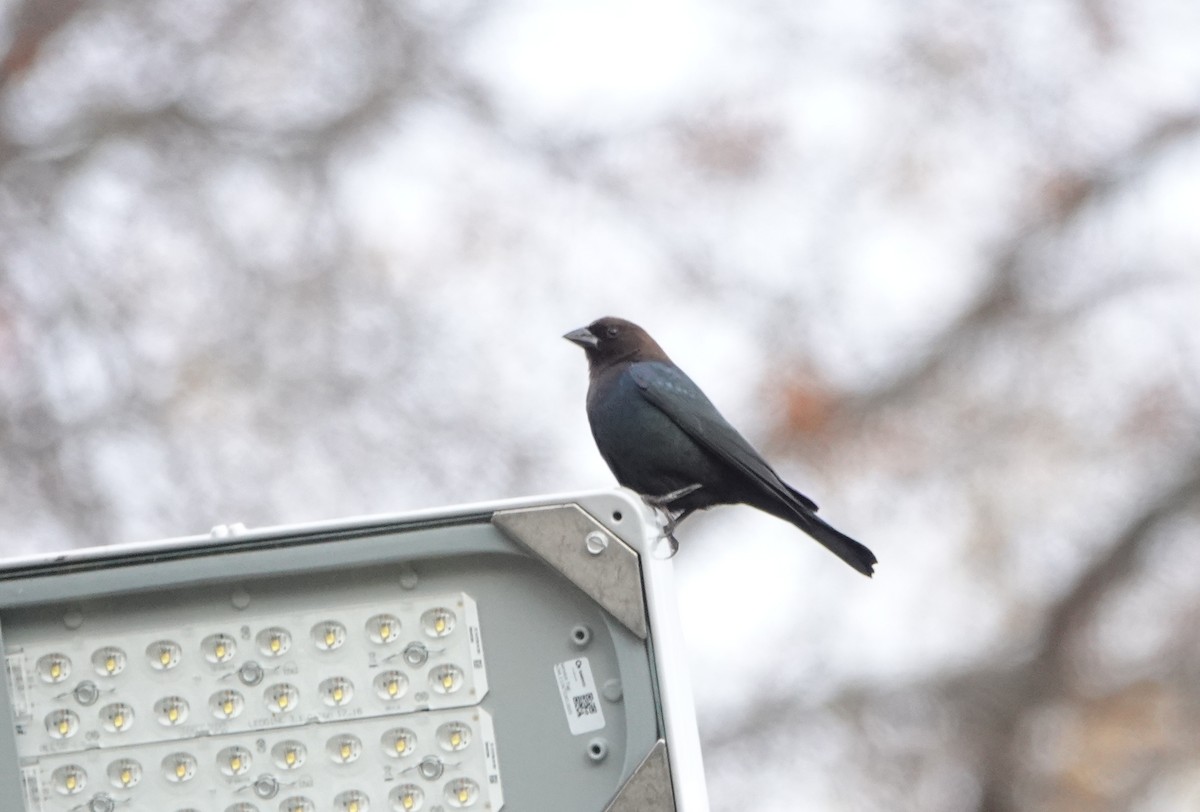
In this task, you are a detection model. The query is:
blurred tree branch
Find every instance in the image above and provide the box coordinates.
[0,0,84,165]
[842,111,1200,423]
[973,454,1200,812]
[0,0,84,89]
[701,451,1200,810]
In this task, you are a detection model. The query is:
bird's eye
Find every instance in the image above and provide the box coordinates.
[606,326,619,338]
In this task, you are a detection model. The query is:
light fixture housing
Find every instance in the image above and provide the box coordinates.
[0,489,707,812]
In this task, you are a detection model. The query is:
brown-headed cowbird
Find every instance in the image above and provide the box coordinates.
[564,316,876,576]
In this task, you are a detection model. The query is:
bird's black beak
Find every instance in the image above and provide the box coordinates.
[563,327,599,349]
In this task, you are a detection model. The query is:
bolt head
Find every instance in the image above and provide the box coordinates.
[585,531,609,555]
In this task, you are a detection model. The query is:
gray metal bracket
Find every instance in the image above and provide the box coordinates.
[492,504,648,639]
[604,739,676,812]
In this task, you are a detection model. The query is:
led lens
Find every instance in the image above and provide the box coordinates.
[437,722,471,751]
[146,640,182,670]
[100,702,134,733]
[51,764,86,795]
[162,753,197,783]
[335,790,370,812]
[92,647,127,676]
[374,670,408,701]
[217,746,252,777]
[257,627,291,657]
[312,620,347,651]
[320,676,354,707]
[203,633,237,664]
[154,696,189,726]
[272,740,307,770]
[45,709,79,739]
[225,805,259,812]
[391,785,424,811]
[429,665,464,695]
[210,690,245,720]
[328,734,363,764]
[444,778,479,808]
[37,653,71,683]
[366,613,401,644]
[421,608,456,638]
[382,728,417,758]
[265,683,299,714]
[107,759,142,788]
[280,799,316,812]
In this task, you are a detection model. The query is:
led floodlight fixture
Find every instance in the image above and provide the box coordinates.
[0,490,707,812]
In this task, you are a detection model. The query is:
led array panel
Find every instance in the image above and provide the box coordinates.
[21,707,502,812]
[4,589,502,812]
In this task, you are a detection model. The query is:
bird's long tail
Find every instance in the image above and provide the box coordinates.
[759,497,877,577]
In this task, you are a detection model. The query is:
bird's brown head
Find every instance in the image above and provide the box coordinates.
[563,317,670,368]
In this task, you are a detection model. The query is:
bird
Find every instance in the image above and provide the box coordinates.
[564,316,876,576]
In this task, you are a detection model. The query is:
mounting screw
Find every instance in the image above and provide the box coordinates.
[89,795,115,812]
[73,681,99,706]
[586,737,609,763]
[253,774,279,799]
[585,531,608,555]
[570,624,592,648]
[418,756,444,780]
[238,661,264,686]
[403,642,429,667]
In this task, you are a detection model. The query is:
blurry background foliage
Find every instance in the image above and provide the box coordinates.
[2,1,1199,810]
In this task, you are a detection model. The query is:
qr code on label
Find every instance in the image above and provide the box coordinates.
[573,692,597,716]
[555,657,606,734]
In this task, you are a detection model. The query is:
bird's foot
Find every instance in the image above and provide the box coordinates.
[640,488,700,559]
[649,504,694,556]
[658,510,683,539]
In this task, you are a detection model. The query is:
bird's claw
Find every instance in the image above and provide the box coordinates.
[641,486,698,557]
[648,501,692,561]
[658,511,682,539]
[652,531,680,559]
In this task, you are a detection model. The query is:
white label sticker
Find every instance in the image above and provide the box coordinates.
[5,653,30,718]
[21,766,43,812]
[554,657,606,735]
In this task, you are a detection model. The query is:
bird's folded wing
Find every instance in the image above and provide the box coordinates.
[629,362,820,514]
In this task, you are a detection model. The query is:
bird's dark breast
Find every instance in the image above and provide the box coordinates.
[586,368,725,503]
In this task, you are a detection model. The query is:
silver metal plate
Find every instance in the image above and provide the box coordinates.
[604,739,676,812]
[492,504,648,639]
